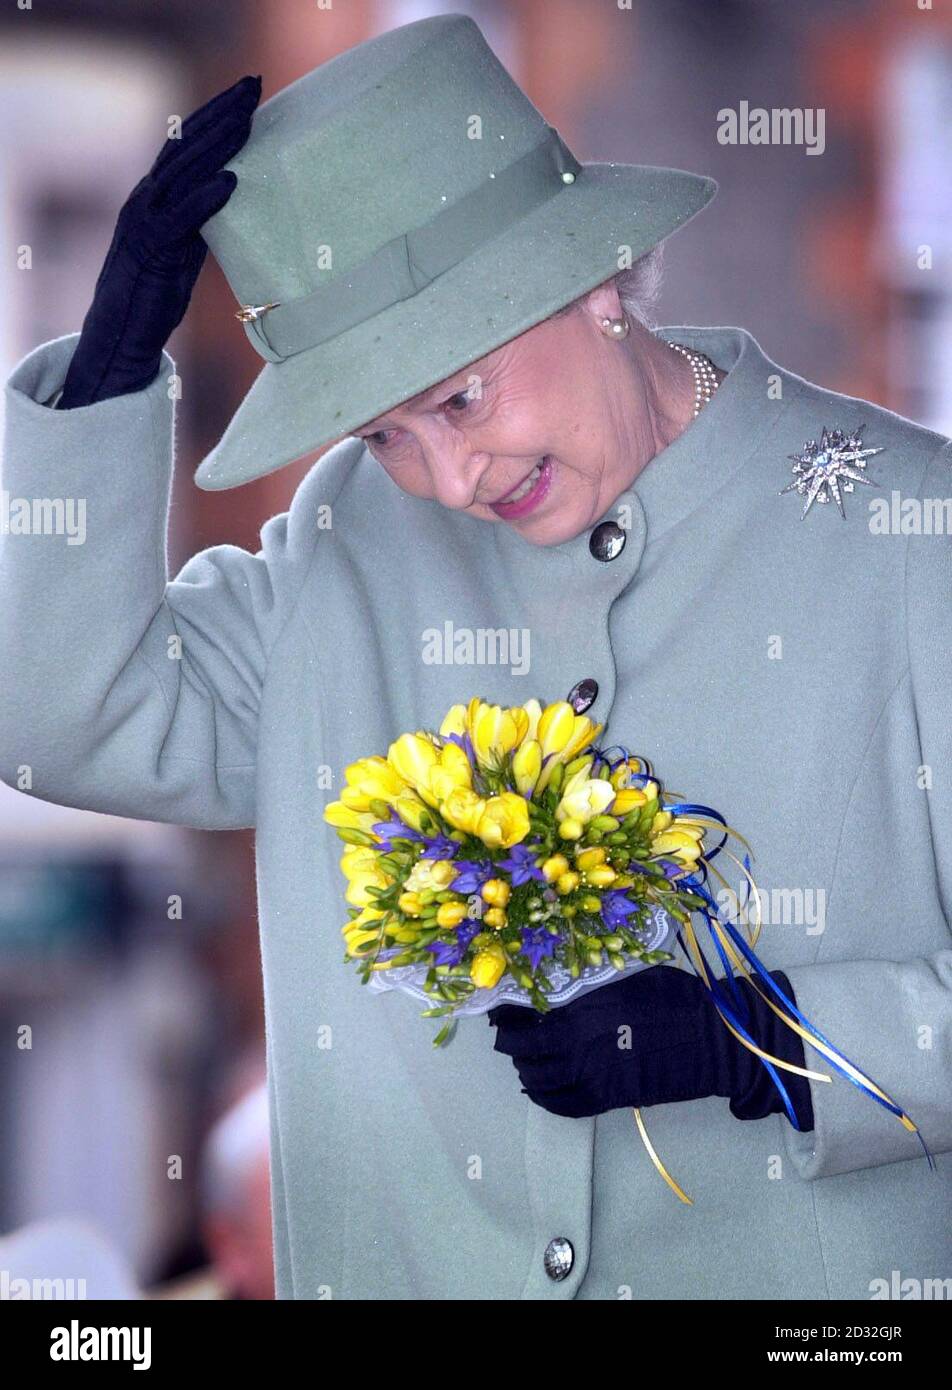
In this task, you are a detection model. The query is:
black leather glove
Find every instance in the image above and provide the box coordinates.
[57,74,262,409]
[489,964,815,1129]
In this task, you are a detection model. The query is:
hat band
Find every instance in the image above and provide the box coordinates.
[237,123,583,363]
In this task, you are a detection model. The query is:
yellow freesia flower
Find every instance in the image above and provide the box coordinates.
[436,900,468,928]
[341,904,387,935]
[427,860,459,890]
[576,846,607,871]
[537,700,576,757]
[534,701,604,793]
[339,845,381,879]
[652,826,704,866]
[427,741,474,803]
[341,905,387,957]
[344,865,393,907]
[403,857,459,894]
[439,704,468,738]
[481,878,511,907]
[520,698,543,743]
[339,755,409,811]
[468,700,530,768]
[387,733,441,805]
[471,943,507,989]
[512,739,542,797]
[561,714,605,763]
[610,787,647,816]
[392,796,432,833]
[555,765,616,824]
[322,801,380,833]
[541,854,569,881]
[476,792,530,849]
[440,786,488,836]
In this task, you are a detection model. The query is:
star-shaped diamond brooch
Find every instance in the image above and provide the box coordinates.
[780,425,884,520]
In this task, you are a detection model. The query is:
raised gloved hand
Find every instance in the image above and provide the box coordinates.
[489,963,815,1129]
[57,74,262,409]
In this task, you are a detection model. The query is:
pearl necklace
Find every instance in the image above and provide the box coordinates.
[666,341,720,418]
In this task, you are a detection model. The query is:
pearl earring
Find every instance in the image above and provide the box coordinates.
[600,315,630,340]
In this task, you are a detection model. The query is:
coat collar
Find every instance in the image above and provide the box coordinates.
[362,324,806,596]
[463,324,806,610]
[543,323,805,556]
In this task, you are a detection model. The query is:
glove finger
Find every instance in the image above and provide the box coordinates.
[150,120,254,217]
[151,75,261,177]
[150,107,257,210]
[491,1015,571,1059]
[521,1083,592,1119]
[513,1057,577,1093]
[173,171,239,240]
[494,1031,568,1063]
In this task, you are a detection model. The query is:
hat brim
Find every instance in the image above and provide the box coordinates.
[194,163,716,491]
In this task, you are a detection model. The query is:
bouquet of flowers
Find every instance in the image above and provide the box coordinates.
[323,695,931,1196]
[323,697,712,1043]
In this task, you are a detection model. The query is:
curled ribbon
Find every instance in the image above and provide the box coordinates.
[592,750,936,1202]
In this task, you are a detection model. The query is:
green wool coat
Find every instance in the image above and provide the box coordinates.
[1,323,950,1300]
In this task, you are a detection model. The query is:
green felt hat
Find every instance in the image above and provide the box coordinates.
[195,11,716,491]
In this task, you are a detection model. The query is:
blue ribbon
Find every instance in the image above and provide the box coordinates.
[678,858,936,1168]
[592,740,936,1164]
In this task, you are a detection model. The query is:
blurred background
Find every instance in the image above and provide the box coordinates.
[0,0,949,1299]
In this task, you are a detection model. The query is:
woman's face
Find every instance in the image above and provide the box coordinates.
[353,285,658,547]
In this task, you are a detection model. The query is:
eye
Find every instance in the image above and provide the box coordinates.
[364,429,394,449]
[359,388,478,451]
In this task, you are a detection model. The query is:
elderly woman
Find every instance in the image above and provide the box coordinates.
[1,15,950,1302]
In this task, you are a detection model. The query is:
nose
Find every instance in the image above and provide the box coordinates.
[423,437,492,509]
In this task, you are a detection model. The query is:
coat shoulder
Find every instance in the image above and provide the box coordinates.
[288,434,416,522]
[780,364,952,496]
[289,433,370,512]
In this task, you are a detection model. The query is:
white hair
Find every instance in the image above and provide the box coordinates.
[551,243,666,329]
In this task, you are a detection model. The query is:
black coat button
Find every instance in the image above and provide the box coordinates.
[544,1236,575,1280]
[566,678,598,713]
[589,520,626,561]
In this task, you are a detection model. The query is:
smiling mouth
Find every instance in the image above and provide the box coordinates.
[486,458,553,519]
[490,458,546,505]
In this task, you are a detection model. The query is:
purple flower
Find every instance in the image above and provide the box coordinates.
[371,818,424,851]
[419,832,461,861]
[600,890,642,931]
[660,858,686,880]
[495,841,546,886]
[428,917,481,967]
[520,924,563,972]
[449,859,494,893]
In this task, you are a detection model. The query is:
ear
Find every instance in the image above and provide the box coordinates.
[579,278,624,331]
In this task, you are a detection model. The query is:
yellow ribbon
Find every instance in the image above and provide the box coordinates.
[632,843,923,1200]
[632,1107,694,1204]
